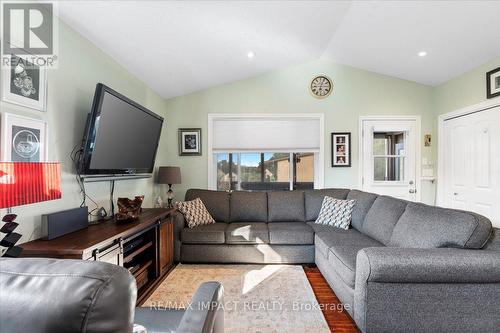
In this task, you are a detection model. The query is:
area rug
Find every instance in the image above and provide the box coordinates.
[143,264,330,333]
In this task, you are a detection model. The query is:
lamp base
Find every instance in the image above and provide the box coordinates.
[167,184,174,208]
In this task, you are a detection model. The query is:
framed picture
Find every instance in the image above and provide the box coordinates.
[331,132,351,167]
[0,113,48,162]
[486,67,500,99]
[178,128,201,156]
[1,54,47,111]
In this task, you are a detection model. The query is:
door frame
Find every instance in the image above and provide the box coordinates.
[358,115,422,201]
[437,99,500,206]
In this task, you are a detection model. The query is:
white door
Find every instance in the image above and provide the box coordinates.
[361,119,419,201]
[442,107,500,227]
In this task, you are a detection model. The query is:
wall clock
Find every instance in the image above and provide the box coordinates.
[310,75,333,99]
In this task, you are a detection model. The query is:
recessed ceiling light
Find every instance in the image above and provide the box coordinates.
[418,51,427,57]
[247,51,255,59]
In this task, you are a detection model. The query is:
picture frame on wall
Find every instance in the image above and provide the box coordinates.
[178,128,202,156]
[0,113,48,162]
[331,132,351,167]
[486,67,500,99]
[1,54,48,111]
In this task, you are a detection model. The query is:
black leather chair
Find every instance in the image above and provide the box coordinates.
[0,258,224,333]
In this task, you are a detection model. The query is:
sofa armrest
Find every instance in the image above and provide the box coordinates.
[356,247,500,284]
[173,211,185,261]
[354,247,500,333]
[173,210,186,236]
[177,281,225,333]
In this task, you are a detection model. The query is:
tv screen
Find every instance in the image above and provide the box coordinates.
[80,83,163,176]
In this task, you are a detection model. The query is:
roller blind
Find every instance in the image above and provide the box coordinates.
[211,116,321,152]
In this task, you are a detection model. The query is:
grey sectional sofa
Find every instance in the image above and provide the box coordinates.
[174,188,500,333]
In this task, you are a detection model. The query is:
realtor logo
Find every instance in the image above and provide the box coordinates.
[2,1,58,67]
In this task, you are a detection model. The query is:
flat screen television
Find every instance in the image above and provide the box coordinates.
[79,83,163,179]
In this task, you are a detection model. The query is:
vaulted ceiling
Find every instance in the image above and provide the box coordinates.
[58,1,500,99]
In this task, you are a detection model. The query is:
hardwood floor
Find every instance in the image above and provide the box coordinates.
[304,266,360,333]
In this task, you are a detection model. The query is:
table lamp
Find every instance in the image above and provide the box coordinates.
[157,166,181,208]
[0,162,61,257]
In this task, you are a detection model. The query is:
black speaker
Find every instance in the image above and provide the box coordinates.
[42,207,88,240]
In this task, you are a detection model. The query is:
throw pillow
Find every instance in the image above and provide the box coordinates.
[176,198,216,228]
[315,196,356,229]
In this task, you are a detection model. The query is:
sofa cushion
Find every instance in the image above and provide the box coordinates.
[328,239,386,289]
[306,221,338,233]
[185,189,230,222]
[327,246,360,289]
[305,189,350,221]
[315,196,356,229]
[230,191,268,222]
[181,223,227,244]
[314,228,383,259]
[346,190,378,230]
[362,196,408,245]
[225,222,269,244]
[268,222,314,245]
[390,203,492,249]
[267,191,305,222]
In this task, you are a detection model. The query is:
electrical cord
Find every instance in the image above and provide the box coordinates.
[70,144,100,218]
[70,144,117,221]
[110,180,115,217]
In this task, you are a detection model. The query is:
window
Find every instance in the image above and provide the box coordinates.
[208,114,324,190]
[373,131,405,181]
[216,152,314,191]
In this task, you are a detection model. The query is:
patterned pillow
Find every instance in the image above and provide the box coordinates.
[315,196,356,229]
[176,198,215,229]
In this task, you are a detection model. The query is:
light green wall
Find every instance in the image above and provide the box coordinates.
[434,56,500,115]
[162,59,436,204]
[0,19,168,244]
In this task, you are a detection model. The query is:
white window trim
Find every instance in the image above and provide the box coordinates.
[207,113,324,190]
[358,115,422,201]
[436,99,500,206]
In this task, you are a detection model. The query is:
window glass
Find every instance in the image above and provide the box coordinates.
[374,157,404,181]
[373,131,405,182]
[294,153,314,189]
[263,153,289,182]
[215,152,314,191]
[216,153,236,191]
[373,132,405,156]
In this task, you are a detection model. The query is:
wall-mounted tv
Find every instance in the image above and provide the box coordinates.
[79,83,163,179]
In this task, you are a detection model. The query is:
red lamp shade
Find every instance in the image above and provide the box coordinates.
[0,162,61,209]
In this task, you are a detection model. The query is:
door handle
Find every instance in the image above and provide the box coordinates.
[409,189,416,194]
